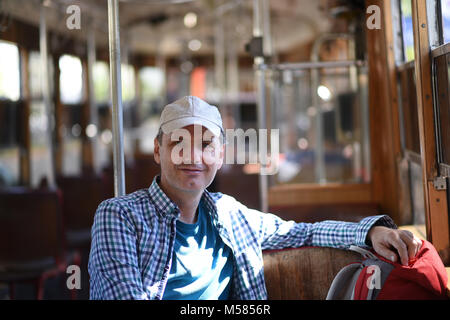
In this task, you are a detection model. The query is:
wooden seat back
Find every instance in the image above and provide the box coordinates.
[133,153,160,190]
[0,187,63,268]
[263,247,361,300]
[56,174,104,232]
[101,164,137,198]
[214,164,260,209]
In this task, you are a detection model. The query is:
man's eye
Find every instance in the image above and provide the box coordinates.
[203,142,213,149]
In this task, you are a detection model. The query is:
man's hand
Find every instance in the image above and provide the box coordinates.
[368,226,422,266]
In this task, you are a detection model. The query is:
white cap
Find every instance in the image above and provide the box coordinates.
[159,96,223,137]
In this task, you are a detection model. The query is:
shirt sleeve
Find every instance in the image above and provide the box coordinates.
[238,203,397,251]
[88,199,149,300]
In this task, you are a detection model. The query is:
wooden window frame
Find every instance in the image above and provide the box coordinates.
[411,0,450,252]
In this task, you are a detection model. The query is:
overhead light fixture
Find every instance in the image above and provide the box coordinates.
[188,39,202,51]
[317,85,332,101]
[184,12,197,28]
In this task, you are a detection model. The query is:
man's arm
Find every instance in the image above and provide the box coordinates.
[257,210,396,251]
[88,200,148,300]
[234,197,421,265]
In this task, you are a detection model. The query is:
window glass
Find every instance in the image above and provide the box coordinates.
[401,0,415,61]
[29,51,54,100]
[434,53,450,164]
[138,66,164,120]
[268,66,371,185]
[0,41,20,101]
[59,54,83,104]
[139,67,164,102]
[121,64,135,102]
[29,51,55,186]
[399,65,421,154]
[441,0,450,44]
[93,61,110,103]
[0,147,19,186]
[410,161,426,225]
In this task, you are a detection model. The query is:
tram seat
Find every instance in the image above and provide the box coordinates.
[102,164,138,197]
[56,174,105,248]
[0,187,79,299]
[263,247,361,300]
[268,203,380,223]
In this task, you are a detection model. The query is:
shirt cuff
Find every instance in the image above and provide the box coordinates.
[354,215,397,248]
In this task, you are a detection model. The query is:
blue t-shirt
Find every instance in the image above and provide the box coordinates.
[162,201,234,300]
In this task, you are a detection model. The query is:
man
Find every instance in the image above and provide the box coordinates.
[88,96,421,300]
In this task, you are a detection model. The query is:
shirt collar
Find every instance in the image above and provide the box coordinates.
[148,175,179,219]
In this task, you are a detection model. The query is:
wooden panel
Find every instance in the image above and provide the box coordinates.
[263,247,361,300]
[80,59,93,172]
[18,48,31,187]
[366,0,401,223]
[268,183,372,207]
[427,181,450,252]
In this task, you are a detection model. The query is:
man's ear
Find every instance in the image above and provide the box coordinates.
[154,138,161,165]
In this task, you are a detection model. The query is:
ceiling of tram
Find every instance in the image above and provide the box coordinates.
[0,0,351,57]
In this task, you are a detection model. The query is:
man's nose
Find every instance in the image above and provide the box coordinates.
[188,142,203,164]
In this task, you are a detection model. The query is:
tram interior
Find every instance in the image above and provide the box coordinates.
[0,0,449,299]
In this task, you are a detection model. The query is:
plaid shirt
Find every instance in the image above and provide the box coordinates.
[88,176,396,300]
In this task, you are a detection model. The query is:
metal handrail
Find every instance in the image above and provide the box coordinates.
[107,0,126,197]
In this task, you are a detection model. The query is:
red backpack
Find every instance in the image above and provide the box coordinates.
[326,240,449,300]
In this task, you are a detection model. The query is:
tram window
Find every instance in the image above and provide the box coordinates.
[93,61,110,103]
[0,41,20,101]
[139,67,164,117]
[28,51,54,187]
[399,64,421,154]
[59,55,83,104]
[0,41,20,186]
[441,0,450,44]
[410,161,426,224]
[400,0,415,61]
[270,67,370,185]
[29,51,54,99]
[121,64,136,102]
[434,53,450,165]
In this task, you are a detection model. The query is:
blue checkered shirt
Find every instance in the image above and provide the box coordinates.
[88,176,396,300]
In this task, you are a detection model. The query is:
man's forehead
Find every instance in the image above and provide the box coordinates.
[165,125,219,140]
[164,126,219,142]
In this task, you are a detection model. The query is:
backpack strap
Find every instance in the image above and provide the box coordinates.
[326,263,364,300]
[327,247,396,300]
[349,245,378,260]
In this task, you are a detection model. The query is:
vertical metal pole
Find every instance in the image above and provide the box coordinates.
[311,39,326,184]
[87,21,100,175]
[107,0,126,197]
[253,0,270,213]
[40,1,56,189]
